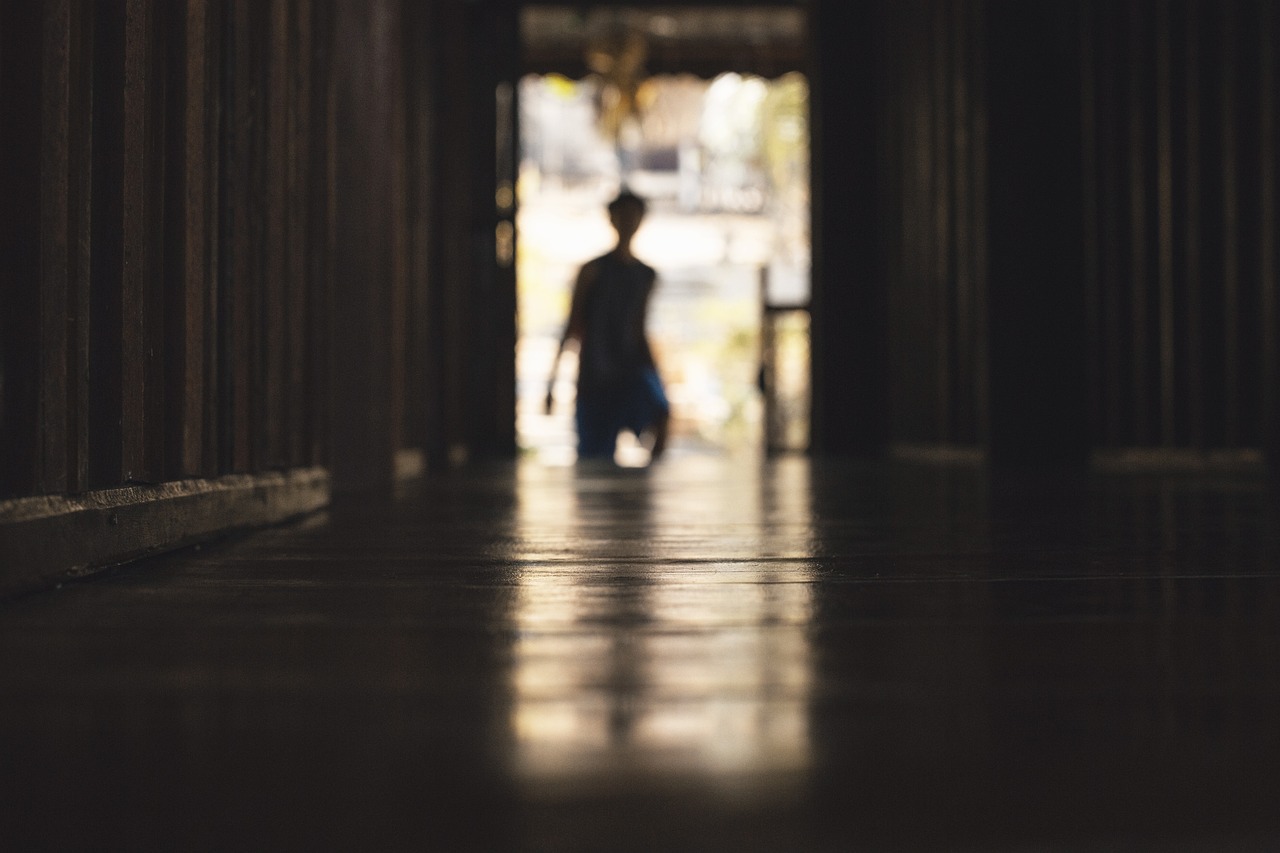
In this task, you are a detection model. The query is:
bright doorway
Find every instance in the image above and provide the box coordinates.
[515,70,810,464]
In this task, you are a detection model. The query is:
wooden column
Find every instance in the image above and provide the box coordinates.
[0,0,43,497]
[163,0,219,479]
[425,0,518,466]
[328,0,401,491]
[35,1,94,495]
[402,0,434,465]
[1183,0,1206,449]
[809,0,888,456]
[984,1,1089,468]
[425,2,462,467]
[470,0,519,459]
[1262,0,1279,472]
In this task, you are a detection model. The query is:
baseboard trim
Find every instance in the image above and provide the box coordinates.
[0,467,331,598]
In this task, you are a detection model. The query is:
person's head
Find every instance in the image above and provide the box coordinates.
[607,190,647,242]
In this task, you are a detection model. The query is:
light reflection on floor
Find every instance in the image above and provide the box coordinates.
[508,457,815,782]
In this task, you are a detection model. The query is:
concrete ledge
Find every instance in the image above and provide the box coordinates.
[0,467,331,598]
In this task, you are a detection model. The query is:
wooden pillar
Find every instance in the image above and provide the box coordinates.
[428,0,470,466]
[402,1,434,466]
[809,0,889,456]
[460,0,500,460]
[1262,0,1279,473]
[0,0,43,497]
[473,1,519,459]
[328,0,402,491]
[427,0,518,466]
[458,0,517,460]
[984,1,1089,468]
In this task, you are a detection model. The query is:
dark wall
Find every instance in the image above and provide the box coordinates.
[0,0,449,500]
[1081,0,1279,454]
[6,0,1276,503]
[1,0,334,500]
[811,0,1278,466]
[877,0,990,451]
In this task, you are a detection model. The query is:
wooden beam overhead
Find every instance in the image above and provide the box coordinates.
[521,5,807,77]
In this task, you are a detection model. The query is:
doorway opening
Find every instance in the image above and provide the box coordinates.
[515,60,811,465]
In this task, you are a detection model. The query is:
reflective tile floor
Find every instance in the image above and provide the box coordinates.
[3,456,1280,851]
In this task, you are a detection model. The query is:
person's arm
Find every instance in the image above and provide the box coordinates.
[545,261,596,413]
[636,266,658,368]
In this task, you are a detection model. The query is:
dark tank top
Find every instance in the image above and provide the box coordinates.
[578,252,655,393]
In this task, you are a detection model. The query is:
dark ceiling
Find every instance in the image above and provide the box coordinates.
[520,5,808,78]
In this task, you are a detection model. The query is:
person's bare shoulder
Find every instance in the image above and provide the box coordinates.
[578,257,604,281]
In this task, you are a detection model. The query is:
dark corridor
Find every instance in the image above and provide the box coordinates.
[3,1,1280,849]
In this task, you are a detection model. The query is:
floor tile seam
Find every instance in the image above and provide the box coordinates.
[815,571,1280,583]
[65,570,1280,591]
[387,569,1280,582]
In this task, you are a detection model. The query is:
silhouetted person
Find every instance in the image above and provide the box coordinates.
[545,190,669,462]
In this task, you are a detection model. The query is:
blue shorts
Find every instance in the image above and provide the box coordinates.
[576,368,669,459]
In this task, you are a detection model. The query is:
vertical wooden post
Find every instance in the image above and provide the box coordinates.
[40,0,73,494]
[1260,0,1278,471]
[953,0,978,444]
[809,0,888,456]
[263,0,288,469]
[1097,2,1124,447]
[1155,0,1175,447]
[1183,0,1205,449]
[402,0,433,462]
[460,0,518,459]
[985,0,1089,467]
[1081,0,1101,448]
[422,0,518,465]
[491,5,520,458]
[222,0,255,473]
[1221,1,1240,448]
[328,0,400,491]
[0,0,43,497]
[165,0,211,479]
[970,0,990,449]
[286,0,311,468]
[121,0,145,481]
[423,3,454,469]
[932,0,954,442]
[199,0,220,477]
[143,0,167,484]
[388,5,410,464]
[67,0,94,492]
[88,0,125,489]
[308,1,334,468]
[1126,0,1151,447]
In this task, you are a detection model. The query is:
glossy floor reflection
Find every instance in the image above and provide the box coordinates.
[2,456,1280,851]
[508,459,816,786]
